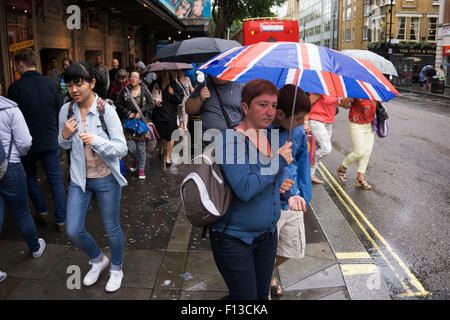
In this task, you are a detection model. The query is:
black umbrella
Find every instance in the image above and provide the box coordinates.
[153,37,242,64]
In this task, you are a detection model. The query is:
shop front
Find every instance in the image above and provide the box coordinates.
[443,45,450,86]
[392,45,437,84]
[5,0,34,86]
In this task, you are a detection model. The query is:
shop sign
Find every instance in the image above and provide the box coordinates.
[9,39,34,52]
[443,46,450,56]
[443,26,450,37]
[397,48,436,55]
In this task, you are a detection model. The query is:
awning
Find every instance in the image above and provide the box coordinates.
[74,0,186,39]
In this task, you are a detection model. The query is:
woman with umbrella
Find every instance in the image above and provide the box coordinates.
[150,70,184,166]
[211,79,293,300]
[177,68,194,131]
[336,98,376,190]
[116,71,155,179]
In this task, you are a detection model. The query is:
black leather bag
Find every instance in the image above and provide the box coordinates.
[376,101,389,122]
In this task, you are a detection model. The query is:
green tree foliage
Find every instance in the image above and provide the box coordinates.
[212,0,287,38]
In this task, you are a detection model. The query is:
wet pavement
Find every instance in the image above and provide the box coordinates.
[396,84,450,100]
[0,145,367,300]
[2,85,446,300]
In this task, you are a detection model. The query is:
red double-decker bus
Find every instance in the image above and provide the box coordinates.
[242,17,299,45]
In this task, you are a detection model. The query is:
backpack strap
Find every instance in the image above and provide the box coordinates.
[96,97,109,136]
[67,100,75,120]
[67,98,109,137]
[210,78,232,128]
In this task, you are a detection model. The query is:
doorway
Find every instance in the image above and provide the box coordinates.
[40,48,69,79]
[85,50,103,68]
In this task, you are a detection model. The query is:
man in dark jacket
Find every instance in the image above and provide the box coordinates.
[7,48,66,231]
[426,65,436,91]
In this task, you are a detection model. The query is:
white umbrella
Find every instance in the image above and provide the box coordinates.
[341,49,399,77]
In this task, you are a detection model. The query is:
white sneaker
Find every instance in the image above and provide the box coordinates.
[0,271,7,282]
[105,269,124,292]
[83,255,110,287]
[32,238,46,258]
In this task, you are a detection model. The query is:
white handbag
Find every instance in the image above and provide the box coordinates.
[151,83,162,104]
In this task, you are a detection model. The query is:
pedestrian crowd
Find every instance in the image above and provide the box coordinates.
[0,47,380,298]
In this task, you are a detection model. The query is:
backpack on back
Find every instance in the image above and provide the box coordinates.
[0,136,13,180]
[180,153,233,228]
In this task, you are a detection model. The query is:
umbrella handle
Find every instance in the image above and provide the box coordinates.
[287,79,301,142]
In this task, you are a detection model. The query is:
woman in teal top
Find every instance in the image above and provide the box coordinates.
[210,79,293,300]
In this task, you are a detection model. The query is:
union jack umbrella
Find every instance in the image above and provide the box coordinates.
[199,41,399,102]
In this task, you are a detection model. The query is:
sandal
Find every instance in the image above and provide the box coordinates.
[336,165,347,183]
[270,282,284,297]
[356,177,372,190]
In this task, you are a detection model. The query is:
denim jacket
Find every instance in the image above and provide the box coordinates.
[58,96,128,192]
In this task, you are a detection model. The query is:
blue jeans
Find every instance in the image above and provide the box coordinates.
[0,163,40,252]
[22,149,66,224]
[209,228,278,300]
[66,174,124,270]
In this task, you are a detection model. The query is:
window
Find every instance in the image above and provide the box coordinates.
[346,7,352,20]
[314,25,321,35]
[428,18,437,41]
[363,1,371,17]
[362,27,369,40]
[409,17,419,41]
[397,17,405,40]
[345,28,351,41]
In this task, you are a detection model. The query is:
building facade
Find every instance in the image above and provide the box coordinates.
[297,0,339,49]
[0,0,205,92]
[336,0,439,83]
[339,0,372,50]
[436,0,450,84]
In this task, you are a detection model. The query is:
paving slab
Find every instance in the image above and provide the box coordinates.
[316,219,368,257]
[182,251,222,290]
[318,288,350,300]
[151,289,181,300]
[287,264,345,291]
[305,242,336,261]
[278,256,337,290]
[100,287,152,300]
[340,264,391,300]
[0,276,24,300]
[7,279,104,300]
[180,290,227,300]
[121,249,165,289]
[0,241,70,280]
[277,287,349,300]
[154,252,187,290]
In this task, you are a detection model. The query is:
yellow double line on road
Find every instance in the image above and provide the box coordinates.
[316,162,430,298]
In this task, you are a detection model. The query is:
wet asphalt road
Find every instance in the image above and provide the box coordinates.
[319,92,450,299]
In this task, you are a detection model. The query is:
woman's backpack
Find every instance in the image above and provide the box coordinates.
[180,153,233,228]
[0,133,13,180]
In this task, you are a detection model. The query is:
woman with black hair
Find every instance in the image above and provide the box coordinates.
[58,62,128,292]
[115,71,154,179]
[150,70,183,166]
